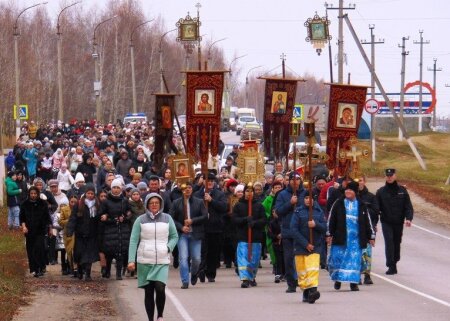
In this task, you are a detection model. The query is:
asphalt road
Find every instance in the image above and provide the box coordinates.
[112,177,450,321]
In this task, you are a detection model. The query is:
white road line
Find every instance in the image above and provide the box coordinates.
[372,272,450,308]
[412,224,450,241]
[166,288,195,321]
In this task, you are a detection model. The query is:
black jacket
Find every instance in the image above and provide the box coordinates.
[376,181,414,225]
[359,186,379,226]
[170,196,208,240]
[232,198,267,243]
[327,197,375,249]
[194,186,228,233]
[19,198,51,236]
[98,193,132,256]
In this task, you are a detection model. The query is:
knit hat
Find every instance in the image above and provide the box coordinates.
[130,188,140,195]
[235,184,245,194]
[111,178,123,189]
[225,179,238,189]
[85,183,96,194]
[74,172,85,183]
[345,180,359,195]
[125,183,135,191]
[137,182,148,190]
[264,171,274,179]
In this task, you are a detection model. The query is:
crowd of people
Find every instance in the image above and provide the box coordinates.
[4,119,414,320]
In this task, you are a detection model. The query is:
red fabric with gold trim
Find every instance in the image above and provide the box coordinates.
[262,78,298,161]
[154,94,176,169]
[325,84,368,174]
[186,71,225,163]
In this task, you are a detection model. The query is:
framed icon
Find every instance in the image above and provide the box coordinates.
[271,91,287,114]
[194,89,215,115]
[336,103,357,129]
[161,106,172,129]
[180,22,198,41]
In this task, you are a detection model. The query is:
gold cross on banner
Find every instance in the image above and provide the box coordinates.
[339,137,369,177]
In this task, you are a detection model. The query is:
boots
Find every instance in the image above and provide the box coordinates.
[308,287,321,304]
[363,273,373,285]
[84,264,92,281]
[302,289,310,302]
[116,266,123,280]
[77,265,83,280]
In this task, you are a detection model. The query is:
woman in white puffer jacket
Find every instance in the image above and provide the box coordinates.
[128,193,178,321]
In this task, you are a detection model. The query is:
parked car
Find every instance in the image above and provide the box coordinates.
[236,116,258,135]
[240,123,263,141]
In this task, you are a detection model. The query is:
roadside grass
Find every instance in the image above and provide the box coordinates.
[359,132,450,210]
[0,208,28,321]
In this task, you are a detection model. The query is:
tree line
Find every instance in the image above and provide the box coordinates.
[0,0,326,134]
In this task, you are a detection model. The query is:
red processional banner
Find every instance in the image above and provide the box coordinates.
[153,93,176,169]
[326,84,368,175]
[261,77,299,161]
[185,71,225,165]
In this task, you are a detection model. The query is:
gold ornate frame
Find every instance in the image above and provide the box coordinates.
[236,146,265,184]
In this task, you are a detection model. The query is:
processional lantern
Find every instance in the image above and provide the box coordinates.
[176,13,201,55]
[304,12,331,56]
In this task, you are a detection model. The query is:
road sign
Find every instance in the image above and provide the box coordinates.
[364,99,380,114]
[293,104,304,120]
[13,105,29,120]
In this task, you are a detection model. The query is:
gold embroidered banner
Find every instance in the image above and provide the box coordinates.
[326,84,368,176]
[186,71,225,165]
[261,77,299,161]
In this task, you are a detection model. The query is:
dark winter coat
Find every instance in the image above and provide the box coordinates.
[327,197,375,249]
[76,156,96,183]
[19,198,51,236]
[290,203,327,255]
[194,185,228,233]
[67,196,100,264]
[231,197,267,243]
[274,185,307,239]
[359,186,380,226]
[98,193,132,256]
[376,181,414,225]
[170,195,208,240]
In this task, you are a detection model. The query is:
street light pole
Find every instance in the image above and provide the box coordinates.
[93,15,117,124]
[245,65,262,108]
[57,1,81,122]
[13,2,47,138]
[205,37,227,71]
[159,29,177,93]
[130,20,154,114]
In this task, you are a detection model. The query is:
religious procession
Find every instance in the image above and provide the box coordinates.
[3,1,449,321]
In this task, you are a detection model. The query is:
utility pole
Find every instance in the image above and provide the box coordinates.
[413,30,430,133]
[427,58,442,128]
[344,14,427,170]
[398,36,409,141]
[325,0,355,84]
[361,25,384,163]
[196,2,202,70]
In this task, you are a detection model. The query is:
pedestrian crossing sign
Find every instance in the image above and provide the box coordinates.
[13,105,29,120]
[293,104,303,120]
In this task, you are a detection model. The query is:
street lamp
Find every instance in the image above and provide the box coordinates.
[13,2,47,138]
[92,15,117,124]
[57,1,81,122]
[245,65,263,108]
[159,29,177,92]
[130,19,154,113]
[204,37,227,70]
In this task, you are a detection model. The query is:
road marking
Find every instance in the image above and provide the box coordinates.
[166,288,195,321]
[372,272,450,308]
[412,224,450,241]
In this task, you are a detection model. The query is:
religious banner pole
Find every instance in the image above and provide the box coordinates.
[304,120,315,244]
[247,182,253,261]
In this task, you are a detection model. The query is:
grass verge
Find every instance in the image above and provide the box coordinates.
[360,132,450,211]
[0,208,28,321]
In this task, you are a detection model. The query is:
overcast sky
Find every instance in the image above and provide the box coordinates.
[15,0,450,117]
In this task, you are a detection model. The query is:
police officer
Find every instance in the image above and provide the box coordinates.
[376,169,413,275]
